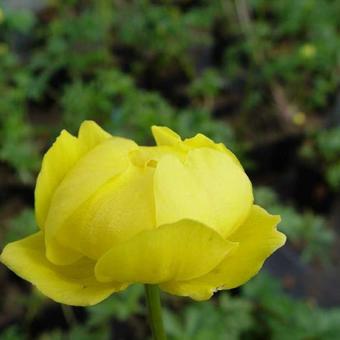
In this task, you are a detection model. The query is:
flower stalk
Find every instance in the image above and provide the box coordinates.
[145,284,167,340]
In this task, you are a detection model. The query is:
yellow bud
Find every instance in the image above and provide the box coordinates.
[0,121,286,305]
[300,44,316,59]
[292,112,306,126]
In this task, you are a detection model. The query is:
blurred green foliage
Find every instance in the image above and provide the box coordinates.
[164,294,254,340]
[1,0,339,179]
[0,0,339,339]
[301,127,340,190]
[1,208,37,246]
[243,273,340,340]
[226,0,340,112]
[255,186,334,264]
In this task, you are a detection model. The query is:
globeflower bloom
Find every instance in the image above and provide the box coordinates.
[1,121,286,306]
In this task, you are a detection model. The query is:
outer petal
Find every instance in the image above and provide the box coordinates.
[152,126,241,167]
[78,120,112,150]
[154,148,253,237]
[129,146,184,168]
[183,133,242,167]
[95,219,237,284]
[35,130,82,229]
[45,137,138,265]
[35,120,111,229]
[160,205,286,300]
[56,164,156,260]
[151,126,182,147]
[0,232,126,306]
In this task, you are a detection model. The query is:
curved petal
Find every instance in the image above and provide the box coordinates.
[95,219,237,284]
[183,133,242,168]
[78,120,112,150]
[151,126,182,147]
[151,126,242,167]
[44,238,83,266]
[0,232,126,306]
[35,120,111,229]
[57,164,156,260]
[129,146,185,168]
[160,205,286,300]
[154,148,253,237]
[35,130,82,229]
[45,137,138,265]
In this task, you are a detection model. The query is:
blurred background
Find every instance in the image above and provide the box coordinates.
[0,0,340,339]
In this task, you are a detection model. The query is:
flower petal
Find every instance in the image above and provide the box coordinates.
[45,137,138,265]
[160,205,286,300]
[35,120,111,229]
[151,126,241,167]
[151,126,182,147]
[57,164,156,260]
[95,219,237,284]
[183,133,242,167]
[0,232,126,306]
[35,130,82,229]
[129,146,184,168]
[154,148,253,237]
[78,120,112,150]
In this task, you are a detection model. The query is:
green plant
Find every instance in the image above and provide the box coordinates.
[2,208,37,247]
[113,1,216,76]
[244,272,340,340]
[316,127,340,190]
[87,285,143,325]
[300,127,340,191]
[164,294,253,340]
[0,8,40,183]
[254,186,334,263]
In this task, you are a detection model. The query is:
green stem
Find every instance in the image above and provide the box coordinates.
[145,285,167,340]
[61,304,77,327]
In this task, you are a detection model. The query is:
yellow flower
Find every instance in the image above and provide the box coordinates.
[0,121,286,306]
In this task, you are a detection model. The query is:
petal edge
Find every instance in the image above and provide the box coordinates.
[161,205,286,300]
[0,232,126,306]
[95,219,237,284]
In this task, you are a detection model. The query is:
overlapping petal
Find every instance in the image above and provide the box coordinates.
[95,219,237,284]
[151,126,182,147]
[152,126,241,167]
[1,121,286,307]
[154,148,253,237]
[129,146,184,168]
[183,133,242,167]
[160,205,286,300]
[35,121,111,230]
[56,164,156,260]
[0,232,125,306]
[44,137,138,265]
